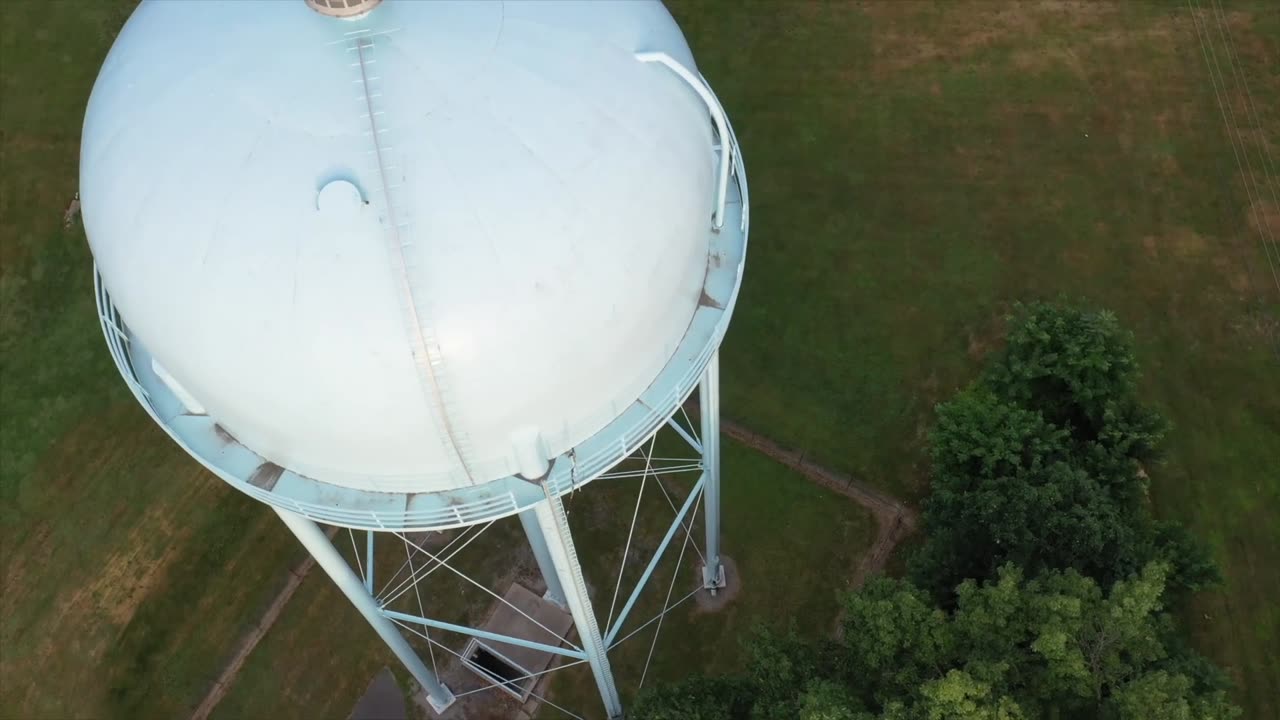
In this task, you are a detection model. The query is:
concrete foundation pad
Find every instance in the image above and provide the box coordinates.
[425,686,457,715]
[462,583,574,701]
[695,555,740,613]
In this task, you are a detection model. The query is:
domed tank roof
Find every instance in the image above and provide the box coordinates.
[82,0,720,493]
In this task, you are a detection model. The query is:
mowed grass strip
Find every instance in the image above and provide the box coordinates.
[671,0,1278,715]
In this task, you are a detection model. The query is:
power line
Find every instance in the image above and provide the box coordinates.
[1210,0,1280,208]
[1202,0,1280,274]
[1186,0,1280,294]
[1185,0,1280,356]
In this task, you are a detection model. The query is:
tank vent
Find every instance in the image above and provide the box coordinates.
[305,0,382,20]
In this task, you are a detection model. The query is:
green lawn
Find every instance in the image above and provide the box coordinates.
[2,1,1277,719]
[674,0,1279,715]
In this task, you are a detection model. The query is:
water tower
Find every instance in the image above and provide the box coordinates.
[80,1,747,717]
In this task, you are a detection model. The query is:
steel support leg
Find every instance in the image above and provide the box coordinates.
[519,507,568,609]
[273,508,456,714]
[699,351,725,591]
[533,491,623,719]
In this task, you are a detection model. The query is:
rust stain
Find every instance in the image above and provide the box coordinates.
[248,462,284,491]
[212,423,238,446]
[698,288,724,310]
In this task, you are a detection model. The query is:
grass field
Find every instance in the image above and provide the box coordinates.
[2,1,1277,719]
[672,0,1279,715]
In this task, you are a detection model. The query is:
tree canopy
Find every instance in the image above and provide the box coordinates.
[632,565,1237,720]
[909,302,1216,603]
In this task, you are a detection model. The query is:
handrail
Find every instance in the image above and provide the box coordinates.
[635,51,733,230]
[701,79,750,235]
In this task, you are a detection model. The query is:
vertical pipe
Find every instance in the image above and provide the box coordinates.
[533,492,624,719]
[364,529,375,594]
[699,350,725,591]
[519,507,568,608]
[273,508,455,713]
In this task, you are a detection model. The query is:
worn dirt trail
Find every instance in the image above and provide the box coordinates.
[189,526,338,720]
[712,415,918,587]
[682,398,919,586]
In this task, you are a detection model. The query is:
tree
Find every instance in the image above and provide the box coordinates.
[744,625,846,720]
[910,302,1216,605]
[1147,521,1222,601]
[796,681,871,720]
[981,302,1166,466]
[911,671,1025,720]
[1108,671,1240,720]
[909,386,1150,600]
[1018,563,1170,708]
[632,564,1238,720]
[838,577,954,705]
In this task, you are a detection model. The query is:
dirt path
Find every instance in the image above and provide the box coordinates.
[714,415,918,584]
[681,398,919,587]
[707,412,919,637]
[189,526,338,720]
